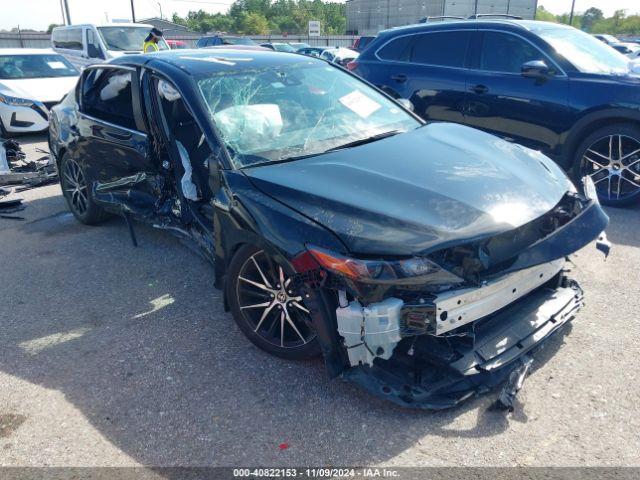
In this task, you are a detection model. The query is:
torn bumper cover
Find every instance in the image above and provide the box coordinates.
[341,275,583,410]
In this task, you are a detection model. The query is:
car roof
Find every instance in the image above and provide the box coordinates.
[112,48,320,75]
[53,23,154,29]
[0,48,57,55]
[378,19,573,37]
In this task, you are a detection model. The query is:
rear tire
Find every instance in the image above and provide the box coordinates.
[60,153,111,225]
[226,244,321,360]
[572,123,640,207]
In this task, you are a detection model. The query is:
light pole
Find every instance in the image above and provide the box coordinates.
[59,0,67,24]
[158,2,163,20]
[62,0,72,24]
[130,0,136,23]
[569,0,576,26]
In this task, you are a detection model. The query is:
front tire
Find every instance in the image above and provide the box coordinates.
[573,123,640,206]
[60,153,111,224]
[227,245,320,360]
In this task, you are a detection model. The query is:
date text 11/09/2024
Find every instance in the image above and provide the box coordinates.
[232,468,400,477]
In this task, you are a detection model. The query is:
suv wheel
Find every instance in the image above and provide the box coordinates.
[60,153,111,224]
[227,245,320,360]
[574,123,640,206]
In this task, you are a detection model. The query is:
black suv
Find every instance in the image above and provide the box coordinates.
[353,20,640,206]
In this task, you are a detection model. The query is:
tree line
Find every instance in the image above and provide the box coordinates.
[171,0,345,35]
[536,6,640,35]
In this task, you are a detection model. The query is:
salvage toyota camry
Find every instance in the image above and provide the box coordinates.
[49,50,609,409]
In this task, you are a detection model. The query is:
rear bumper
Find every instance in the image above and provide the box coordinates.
[342,275,583,409]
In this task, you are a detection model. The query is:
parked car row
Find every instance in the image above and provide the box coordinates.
[352,19,640,206]
[594,33,640,59]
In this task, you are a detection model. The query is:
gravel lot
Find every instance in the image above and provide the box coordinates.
[1,134,639,467]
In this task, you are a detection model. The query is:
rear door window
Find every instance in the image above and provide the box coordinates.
[409,31,471,68]
[81,68,137,130]
[479,31,545,74]
[377,35,413,62]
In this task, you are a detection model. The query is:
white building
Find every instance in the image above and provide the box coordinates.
[346,0,539,35]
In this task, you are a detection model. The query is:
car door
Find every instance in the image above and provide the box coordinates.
[371,30,472,124]
[75,65,157,212]
[463,30,571,156]
[85,28,106,62]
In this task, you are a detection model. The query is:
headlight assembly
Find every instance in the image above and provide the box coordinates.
[0,93,34,107]
[292,245,463,285]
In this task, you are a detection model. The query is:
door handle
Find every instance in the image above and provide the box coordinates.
[391,74,407,83]
[470,84,489,95]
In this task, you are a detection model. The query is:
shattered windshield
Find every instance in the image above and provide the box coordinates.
[196,62,420,167]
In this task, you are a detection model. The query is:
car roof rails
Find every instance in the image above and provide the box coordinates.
[419,16,466,23]
[467,14,524,20]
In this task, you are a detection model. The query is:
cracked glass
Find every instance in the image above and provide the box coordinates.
[196,62,420,167]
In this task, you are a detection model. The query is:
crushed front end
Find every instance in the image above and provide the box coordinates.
[294,188,608,410]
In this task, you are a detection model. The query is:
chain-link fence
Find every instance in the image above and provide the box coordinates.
[0,32,358,50]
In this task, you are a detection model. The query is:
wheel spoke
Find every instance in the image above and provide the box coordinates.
[291,301,310,314]
[586,148,610,162]
[280,311,285,347]
[254,302,276,332]
[278,266,285,288]
[621,175,640,189]
[250,256,273,289]
[625,157,640,169]
[618,135,623,160]
[620,148,640,163]
[240,301,271,310]
[591,171,609,184]
[584,155,608,169]
[64,172,76,186]
[284,309,306,342]
[608,135,613,160]
[239,276,270,292]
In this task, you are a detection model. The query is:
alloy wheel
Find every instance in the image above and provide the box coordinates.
[235,250,315,349]
[581,134,640,202]
[62,158,89,216]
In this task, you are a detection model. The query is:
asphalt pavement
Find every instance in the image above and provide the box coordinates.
[0,134,639,467]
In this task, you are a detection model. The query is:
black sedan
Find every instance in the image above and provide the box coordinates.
[49,49,608,409]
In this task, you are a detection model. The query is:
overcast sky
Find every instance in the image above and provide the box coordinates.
[2,0,640,32]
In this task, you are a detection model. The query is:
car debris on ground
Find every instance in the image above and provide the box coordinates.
[0,138,58,219]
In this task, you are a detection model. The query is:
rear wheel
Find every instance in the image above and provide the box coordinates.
[227,245,320,360]
[60,153,110,224]
[573,123,640,206]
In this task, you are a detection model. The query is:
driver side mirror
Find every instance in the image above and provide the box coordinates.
[521,60,552,80]
[397,98,414,112]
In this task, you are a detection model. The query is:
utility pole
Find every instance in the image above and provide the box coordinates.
[59,0,67,24]
[130,0,136,23]
[62,0,72,24]
[474,0,478,16]
[569,0,576,26]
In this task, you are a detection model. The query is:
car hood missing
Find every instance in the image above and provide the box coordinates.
[243,123,574,255]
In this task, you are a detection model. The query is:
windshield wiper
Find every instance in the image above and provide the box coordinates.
[325,130,403,153]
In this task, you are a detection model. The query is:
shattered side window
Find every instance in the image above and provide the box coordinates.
[196,63,420,167]
[81,68,136,130]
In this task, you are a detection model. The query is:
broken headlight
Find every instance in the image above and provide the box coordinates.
[293,245,462,284]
